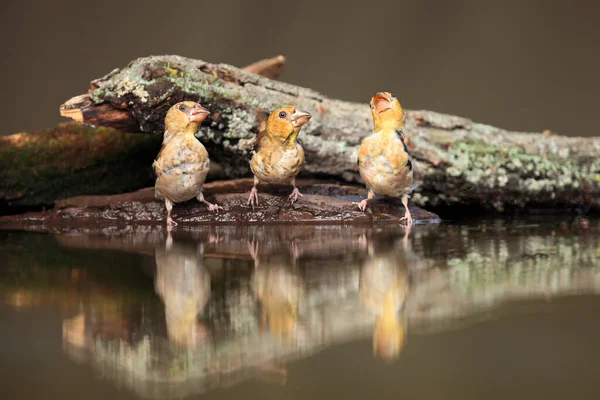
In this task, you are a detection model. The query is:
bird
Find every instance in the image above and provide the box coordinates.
[247,106,311,208]
[249,238,304,347]
[359,230,412,362]
[155,232,211,347]
[357,92,414,226]
[153,101,222,227]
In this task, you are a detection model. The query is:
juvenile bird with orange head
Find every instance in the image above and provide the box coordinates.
[153,101,222,227]
[247,106,311,207]
[357,92,414,226]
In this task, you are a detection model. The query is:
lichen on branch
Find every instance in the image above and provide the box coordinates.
[58,55,600,211]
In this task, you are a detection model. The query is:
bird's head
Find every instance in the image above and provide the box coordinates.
[369,92,405,132]
[165,101,210,134]
[266,106,311,145]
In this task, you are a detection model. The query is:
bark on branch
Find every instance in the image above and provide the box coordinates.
[59,55,600,211]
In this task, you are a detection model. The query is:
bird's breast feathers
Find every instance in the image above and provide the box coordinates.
[251,143,304,184]
[358,131,413,197]
[155,136,209,175]
[153,135,210,202]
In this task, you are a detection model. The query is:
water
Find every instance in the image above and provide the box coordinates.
[2,217,599,399]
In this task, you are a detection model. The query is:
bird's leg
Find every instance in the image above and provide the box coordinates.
[165,231,174,251]
[207,230,221,245]
[288,179,304,203]
[165,198,177,228]
[247,176,260,209]
[196,191,223,212]
[399,195,413,228]
[357,190,375,212]
[401,224,410,250]
[358,232,369,251]
[196,242,205,257]
[247,237,259,267]
[290,241,301,266]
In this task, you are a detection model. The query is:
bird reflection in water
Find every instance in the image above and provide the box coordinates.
[154,232,211,348]
[249,238,304,348]
[359,230,412,362]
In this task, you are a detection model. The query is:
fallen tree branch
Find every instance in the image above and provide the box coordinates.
[1,56,286,214]
[58,55,600,211]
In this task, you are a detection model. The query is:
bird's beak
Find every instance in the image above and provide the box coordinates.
[373,92,393,114]
[290,109,311,128]
[189,104,210,123]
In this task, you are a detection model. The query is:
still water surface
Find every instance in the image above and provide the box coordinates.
[2,217,599,399]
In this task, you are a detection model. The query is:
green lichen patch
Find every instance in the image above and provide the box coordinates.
[417,140,600,210]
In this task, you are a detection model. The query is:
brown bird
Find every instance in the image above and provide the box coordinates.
[359,232,411,362]
[153,101,222,227]
[248,106,311,207]
[155,232,211,347]
[357,92,414,226]
[249,239,304,347]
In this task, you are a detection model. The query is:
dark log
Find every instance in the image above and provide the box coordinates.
[0,123,162,213]
[0,179,441,230]
[59,55,600,212]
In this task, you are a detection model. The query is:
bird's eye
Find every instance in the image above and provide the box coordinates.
[278,111,287,118]
[179,104,187,112]
[389,93,395,99]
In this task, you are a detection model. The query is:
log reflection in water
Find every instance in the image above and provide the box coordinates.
[1,219,599,398]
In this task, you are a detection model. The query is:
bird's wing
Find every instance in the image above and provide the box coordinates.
[253,130,266,154]
[252,109,270,155]
[153,132,174,175]
[395,129,412,171]
[153,144,167,176]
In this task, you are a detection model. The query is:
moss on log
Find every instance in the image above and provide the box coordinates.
[0,123,162,213]
[60,55,600,211]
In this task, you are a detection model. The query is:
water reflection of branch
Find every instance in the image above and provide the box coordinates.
[3,221,599,398]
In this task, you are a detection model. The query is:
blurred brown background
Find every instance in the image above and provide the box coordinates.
[1,0,598,137]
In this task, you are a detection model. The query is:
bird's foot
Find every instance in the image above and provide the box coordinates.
[207,232,221,244]
[357,199,369,212]
[401,228,410,250]
[247,187,259,209]
[399,210,413,228]
[289,187,303,203]
[290,242,301,262]
[202,200,223,213]
[166,217,178,228]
